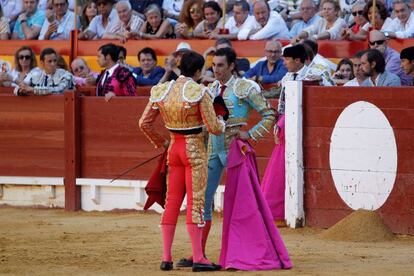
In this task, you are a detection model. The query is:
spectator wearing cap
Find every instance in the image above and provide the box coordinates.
[158,42,191,84]
[71,57,98,86]
[12,0,46,40]
[102,0,144,41]
[132,47,165,86]
[39,0,80,40]
[400,46,414,86]
[244,40,287,85]
[289,0,321,38]
[241,0,289,40]
[293,0,346,41]
[360,49,400,87]
[78,0,119,40]
[385,0,414,39]
[369,30,412,85]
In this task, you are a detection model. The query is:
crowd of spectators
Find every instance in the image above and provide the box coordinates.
[0,0,412,41]
[0,0,413,97]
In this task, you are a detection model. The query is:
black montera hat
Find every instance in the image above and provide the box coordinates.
[400,46,414,61]
[283,44,307,61]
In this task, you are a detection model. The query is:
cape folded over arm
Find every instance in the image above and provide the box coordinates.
[219,138,292,271]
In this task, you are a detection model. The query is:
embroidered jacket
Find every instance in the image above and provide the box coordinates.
[21,67,73,95]
[96,65,136,96]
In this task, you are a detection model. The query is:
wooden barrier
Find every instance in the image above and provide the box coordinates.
[303,86,414,235]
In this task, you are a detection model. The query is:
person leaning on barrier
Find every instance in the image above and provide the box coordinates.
[14,48,73,96]
[71,57,98,86]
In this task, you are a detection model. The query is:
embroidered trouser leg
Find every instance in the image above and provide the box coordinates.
[161,133,207,225]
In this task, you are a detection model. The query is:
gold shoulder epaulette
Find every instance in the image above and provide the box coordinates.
[150,81,174,102]
[234,78,260,99]
[182,80,206,103]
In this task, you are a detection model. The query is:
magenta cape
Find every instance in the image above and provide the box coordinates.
[219,139,292,270]
[261,115,285,220]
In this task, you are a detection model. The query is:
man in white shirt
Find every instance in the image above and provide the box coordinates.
[102,0,143,41]
[344,50,368,87]
[211,0,256,40]
[38,0,79,40]
[240,0,289,40]
[385,0,414,39]
[0,0,23,25]
[78,0,119,40]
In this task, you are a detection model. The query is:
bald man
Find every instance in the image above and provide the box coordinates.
[244,40,287,84]
[369,30,412,85]
[239,1,289,40]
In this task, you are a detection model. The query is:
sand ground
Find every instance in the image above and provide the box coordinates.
[1,206,413,276]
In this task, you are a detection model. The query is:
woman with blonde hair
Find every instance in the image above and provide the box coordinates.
[1,46,38,87]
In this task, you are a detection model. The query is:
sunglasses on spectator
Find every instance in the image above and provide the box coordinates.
[73,66,85,73]
[18,55,31,60]
[190,8,201,13]
[369,40,385,46]
[352,10,364,16]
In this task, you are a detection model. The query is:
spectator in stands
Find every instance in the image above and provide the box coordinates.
[293,0,347,41]
[136,4,175,39]
[411,0,414,10]
[158,42,191,84]
[39,0,80,40]
[193,1,225,39]
[102,0,144,41]
[71,57,98,86]
[175,0,204,38]
[14,48,73,96]
[202,38,250,83]
[117,45,134,72]
[80,0,97,31]
[162,0,183,22]
[289,0,322,38]
[359,0,392,37]
[4,46,38,87]
[332,58,354,85]
[78,0,118,40]
[344,50,368,86]
[56,54,69,70]
[385,1,414,39]
[130,0,162,19]
[0,0,22,28]
[244,40,287,85]
[12,0,45,40]
[340,1,368,40]
[241,0,289,40]
[132,47,165,86]
[0,5,10,39]
[211,0,256,40]
[369,30,412,86]
[360,49,401,87]
[96,43,136,101]
[400,46,414,86]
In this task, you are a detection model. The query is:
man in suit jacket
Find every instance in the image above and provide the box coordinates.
[360,49,401,87]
